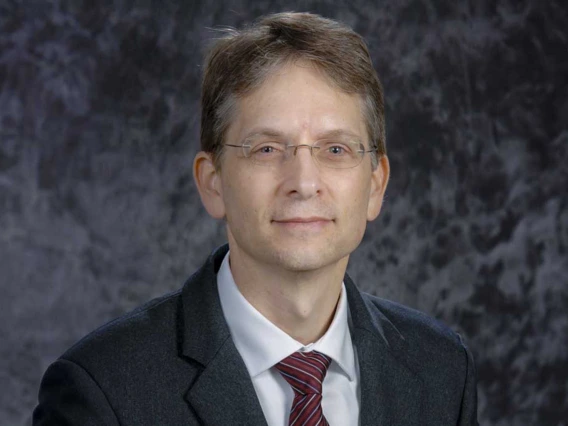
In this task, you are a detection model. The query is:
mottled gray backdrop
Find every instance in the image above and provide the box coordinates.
[1,0,567,425]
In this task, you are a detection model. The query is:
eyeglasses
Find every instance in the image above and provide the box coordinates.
[224,139,376,169]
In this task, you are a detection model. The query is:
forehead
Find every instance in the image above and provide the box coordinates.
[225,62,368,143]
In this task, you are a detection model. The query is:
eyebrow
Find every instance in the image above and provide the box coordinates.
[241,128,364,143]
[241,128,285,142]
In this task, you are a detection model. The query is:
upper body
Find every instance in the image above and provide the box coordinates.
[34,12,478,425]
[34,245,477,425]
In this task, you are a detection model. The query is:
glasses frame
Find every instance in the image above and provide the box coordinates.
[224,140,377,169]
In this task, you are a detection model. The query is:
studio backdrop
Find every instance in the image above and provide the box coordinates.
[0,1,567,425]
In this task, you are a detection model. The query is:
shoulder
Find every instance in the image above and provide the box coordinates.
[361,293,461,345]
[359,292,471,379]
[60,289,185,378]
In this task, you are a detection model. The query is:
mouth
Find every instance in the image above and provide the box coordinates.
[272,217,333,231]
[272,217,332,223]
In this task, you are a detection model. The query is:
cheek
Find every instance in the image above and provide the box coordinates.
[223,173,270,222]
[346,180,372,225]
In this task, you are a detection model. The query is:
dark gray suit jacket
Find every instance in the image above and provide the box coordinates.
[33,244,478,425]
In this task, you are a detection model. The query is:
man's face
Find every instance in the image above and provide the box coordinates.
[199,62,388,273]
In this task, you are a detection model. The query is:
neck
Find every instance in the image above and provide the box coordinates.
[227,245,347,345]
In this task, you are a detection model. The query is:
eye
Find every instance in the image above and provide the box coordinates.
[259,146,274,154]
[250,141,286,155]
[318,140,352,156]
[328,145,346,155]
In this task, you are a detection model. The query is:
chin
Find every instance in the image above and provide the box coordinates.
[266,245,348,273]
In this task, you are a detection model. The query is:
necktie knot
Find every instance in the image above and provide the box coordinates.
[275,350,332,396]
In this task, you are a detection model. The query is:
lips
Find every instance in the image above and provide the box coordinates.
[271,218,334,233]
[273,217,332,223]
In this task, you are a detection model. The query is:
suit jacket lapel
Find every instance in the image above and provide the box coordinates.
[185,337,268,425]
[345,276,424,426]
[180,245,267,426]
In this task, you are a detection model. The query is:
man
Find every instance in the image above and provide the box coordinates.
[33,12,478,426]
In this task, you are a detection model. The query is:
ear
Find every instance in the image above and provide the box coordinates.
[193,151,226,219]
[367,155,390,221]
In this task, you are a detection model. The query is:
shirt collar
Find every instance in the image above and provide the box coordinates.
[217,250,357,381]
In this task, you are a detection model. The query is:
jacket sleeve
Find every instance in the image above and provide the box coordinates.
[33,358,120,426]
[457,334,479,426]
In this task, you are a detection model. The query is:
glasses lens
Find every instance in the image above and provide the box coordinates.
[313,140,364,169]
[245,140,287,166]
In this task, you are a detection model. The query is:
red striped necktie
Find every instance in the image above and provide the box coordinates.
[275,350,332,426]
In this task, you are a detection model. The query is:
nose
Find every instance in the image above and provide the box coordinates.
[280,145,323,200]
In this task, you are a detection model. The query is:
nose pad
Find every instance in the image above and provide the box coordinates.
[288,144,318,167]
[292,144,313,156]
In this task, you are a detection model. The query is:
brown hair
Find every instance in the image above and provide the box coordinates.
[200,12,385,169]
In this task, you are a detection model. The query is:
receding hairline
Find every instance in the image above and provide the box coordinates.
[200,13,386,170]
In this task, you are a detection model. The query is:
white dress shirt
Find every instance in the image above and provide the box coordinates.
[217,251,360,426]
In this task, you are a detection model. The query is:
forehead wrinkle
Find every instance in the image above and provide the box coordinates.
[241,128,287,143]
